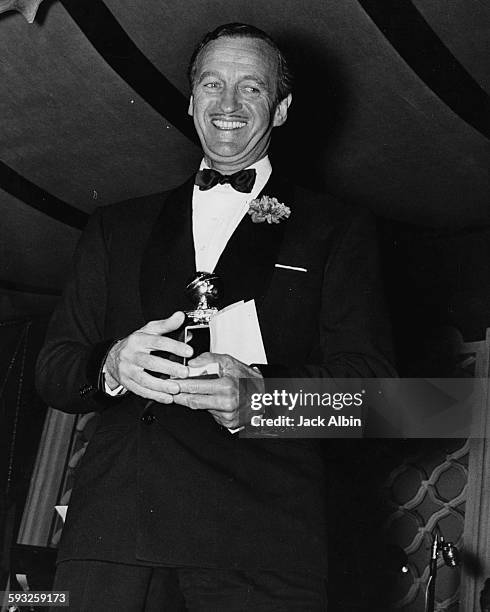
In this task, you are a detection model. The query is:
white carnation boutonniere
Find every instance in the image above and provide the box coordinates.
[247,195,291,224]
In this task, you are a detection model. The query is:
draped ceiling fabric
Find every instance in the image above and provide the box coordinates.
[1,1,489,333]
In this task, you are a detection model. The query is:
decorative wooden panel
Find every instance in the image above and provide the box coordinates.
[383,335,490,611]
[385,439,468,610]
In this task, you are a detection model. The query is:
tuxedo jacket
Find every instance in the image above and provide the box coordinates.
[36,172,394,577]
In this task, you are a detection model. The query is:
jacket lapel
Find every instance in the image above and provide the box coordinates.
[214,172,292,309]
[140,177,196,322]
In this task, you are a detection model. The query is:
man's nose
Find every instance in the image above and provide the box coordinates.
[218,86,241,113]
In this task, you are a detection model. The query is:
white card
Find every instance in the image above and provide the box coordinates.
[210,299,267,364]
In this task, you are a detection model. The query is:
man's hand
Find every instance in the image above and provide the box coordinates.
[104,311,192,403]
[173,352,265,429]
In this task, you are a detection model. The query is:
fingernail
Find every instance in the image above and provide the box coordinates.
[186,346,193,356]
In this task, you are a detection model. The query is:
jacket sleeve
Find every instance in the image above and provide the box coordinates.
[35,207,122,414]
[256,208,396,381]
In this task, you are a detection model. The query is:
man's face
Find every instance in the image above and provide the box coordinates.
[188,36,291,173]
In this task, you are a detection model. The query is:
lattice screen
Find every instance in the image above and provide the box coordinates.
[385,439,468,610]
[382,343,486,611]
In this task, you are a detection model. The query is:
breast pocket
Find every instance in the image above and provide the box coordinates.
[260,266,324,363]
[272,264,322,301]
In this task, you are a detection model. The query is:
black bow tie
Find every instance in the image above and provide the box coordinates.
[195,168,256,193]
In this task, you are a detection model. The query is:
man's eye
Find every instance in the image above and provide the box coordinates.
[204,82,220,89]
[243,86,260,94]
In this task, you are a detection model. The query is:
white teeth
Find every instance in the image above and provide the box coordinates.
[212,119,246,130]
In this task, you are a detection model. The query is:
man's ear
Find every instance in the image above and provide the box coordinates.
[273,94,292,127]
[188,95,194,117]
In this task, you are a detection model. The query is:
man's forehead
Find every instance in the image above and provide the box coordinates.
[195,36,277,79]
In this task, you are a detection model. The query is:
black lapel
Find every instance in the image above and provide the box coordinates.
[214,172,293,309]
[139,177,196,322]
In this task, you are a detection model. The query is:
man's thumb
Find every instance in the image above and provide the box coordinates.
[144,311,185,334]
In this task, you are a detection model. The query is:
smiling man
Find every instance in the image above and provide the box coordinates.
[36,23,394,611]
[188,33,290,170]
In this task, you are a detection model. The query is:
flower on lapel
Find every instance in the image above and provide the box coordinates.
[247,195,291,224]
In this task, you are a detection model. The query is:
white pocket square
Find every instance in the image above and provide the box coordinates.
[274,263,308,272]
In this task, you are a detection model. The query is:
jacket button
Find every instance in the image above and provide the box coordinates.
[141,412,156,425]
[79,384,94,398]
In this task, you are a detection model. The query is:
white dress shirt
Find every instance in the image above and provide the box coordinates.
[192,156,272,272]
[104,156,272,395]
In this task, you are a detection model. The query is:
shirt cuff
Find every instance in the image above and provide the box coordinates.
[227,426,245,434]
[102,366,127,396]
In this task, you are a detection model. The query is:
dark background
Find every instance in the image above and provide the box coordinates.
[1,1,488,609]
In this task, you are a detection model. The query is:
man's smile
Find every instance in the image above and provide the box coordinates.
[211,118,247,130]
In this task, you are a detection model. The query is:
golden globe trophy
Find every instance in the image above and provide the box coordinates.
[183,272,222,372]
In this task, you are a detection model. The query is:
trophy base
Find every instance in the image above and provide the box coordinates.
[182,324,219,378]
[183,323,210,365]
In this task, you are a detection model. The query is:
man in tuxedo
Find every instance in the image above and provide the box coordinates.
[36,23,394,611]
